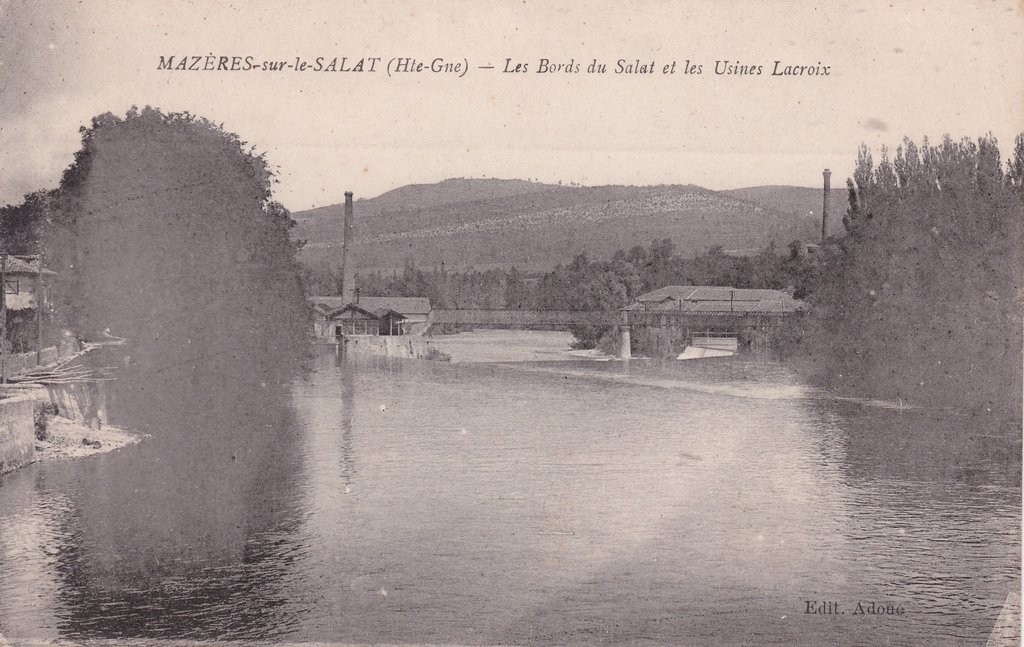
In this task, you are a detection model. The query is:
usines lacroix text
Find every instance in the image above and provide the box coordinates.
[156,55,832,78]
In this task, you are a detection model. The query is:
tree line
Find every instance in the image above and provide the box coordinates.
[306,238,821,313]
[303,237,819,346]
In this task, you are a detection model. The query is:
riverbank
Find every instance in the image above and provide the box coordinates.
[1,382,142,470]
[34,414,141,461]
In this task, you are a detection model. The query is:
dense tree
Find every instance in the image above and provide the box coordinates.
[804,134,1023,416]
[503,266,532,309]
[7,106,309,383]
[0,190,50,254]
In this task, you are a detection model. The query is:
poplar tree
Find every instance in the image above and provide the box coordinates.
[809,134,1023,416]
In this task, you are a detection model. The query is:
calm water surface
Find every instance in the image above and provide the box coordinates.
[0,337,1018,645]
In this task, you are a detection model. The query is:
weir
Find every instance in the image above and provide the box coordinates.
[428,308,798,357]
[430,309,618,328]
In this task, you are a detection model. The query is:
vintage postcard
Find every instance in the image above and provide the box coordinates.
[0,1,1020,645]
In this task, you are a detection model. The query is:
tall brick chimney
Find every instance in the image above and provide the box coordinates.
[821,169,831,243]
[340,191,356,304]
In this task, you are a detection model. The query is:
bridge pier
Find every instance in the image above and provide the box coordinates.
[620,325,631,360]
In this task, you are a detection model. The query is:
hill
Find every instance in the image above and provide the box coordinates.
[293,178,821,273]
[721,185,849,238]
[300,178,559,216]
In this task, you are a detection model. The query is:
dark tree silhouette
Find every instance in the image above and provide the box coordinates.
[12,106,310,385]
[805,134,1023,417]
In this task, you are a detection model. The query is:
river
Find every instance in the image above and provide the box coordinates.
[0,331,1019,646]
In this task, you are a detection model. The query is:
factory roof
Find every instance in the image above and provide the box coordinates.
[625,286,803,313]
[308,295,432,317]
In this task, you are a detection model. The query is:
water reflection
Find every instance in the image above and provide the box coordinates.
[0,341,308,642]
[0,345,1018,646]
[338,350,357,488]
[805,401,1021,644]
[823,402,1021,489]
[0,474,70,643]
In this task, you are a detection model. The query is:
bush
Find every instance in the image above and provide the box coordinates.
[569,324,612,350]
[33,401,59,441]
[596,329,624,356]
[423,347,452,362]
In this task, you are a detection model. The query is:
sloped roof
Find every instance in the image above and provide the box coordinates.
[634,285,700,302]
[374,308,408,320]
[628,285,802,313]
[637,285,789,303]
[356,297,431,315]
[331,303,379,319]
[2,255,56,275]
[308,295,431,316]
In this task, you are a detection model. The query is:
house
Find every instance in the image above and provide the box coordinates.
[1,255,55,311]
[1,255,57,353]
[309,295,432,339]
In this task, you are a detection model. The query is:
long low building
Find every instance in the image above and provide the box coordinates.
[309,295,432,339]
[622,285,804,356]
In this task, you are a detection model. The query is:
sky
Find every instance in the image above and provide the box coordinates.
[0,0,1022,211]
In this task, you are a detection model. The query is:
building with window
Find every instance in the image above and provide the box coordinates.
[309,296,432,339]
[1,255,54,311]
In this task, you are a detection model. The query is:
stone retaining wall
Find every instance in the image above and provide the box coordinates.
[343,335,433,359]
[0,394,35,475]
